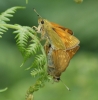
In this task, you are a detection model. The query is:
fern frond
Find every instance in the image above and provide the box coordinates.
[24,39,40,61]
[30,55,46,77]
[0,6,49,98]
[31,67,44,77]
[0,26,8,38]
[0,6,25,23]
[34,54,46,68]
[14,26,41,62]
[27,54,46,70]
[13,25,31,55]
[0,6,25,38]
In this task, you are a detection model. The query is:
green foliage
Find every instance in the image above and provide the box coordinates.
[0,6,49,100]
[0,87,8,92]
[0,7,25,38]
[14,26,38,59]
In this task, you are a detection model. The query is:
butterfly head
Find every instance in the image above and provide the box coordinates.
[38,17,51,27]
[48,67,61,82]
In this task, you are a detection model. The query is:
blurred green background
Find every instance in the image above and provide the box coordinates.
[0,0,98,100]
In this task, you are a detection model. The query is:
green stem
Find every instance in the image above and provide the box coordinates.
[0,24,19,30]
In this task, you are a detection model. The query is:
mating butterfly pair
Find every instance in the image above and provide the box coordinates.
[34,9,80,81]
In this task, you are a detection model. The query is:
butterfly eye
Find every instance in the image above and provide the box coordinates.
[41,20,44,24]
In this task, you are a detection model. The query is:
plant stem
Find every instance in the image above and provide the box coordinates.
[0,23,19,30]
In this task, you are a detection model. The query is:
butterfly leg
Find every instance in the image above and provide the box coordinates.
[32,26,38,31]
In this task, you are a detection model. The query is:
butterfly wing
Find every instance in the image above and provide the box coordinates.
[51,49,70,78]
[39,19,66,50]
[50,22,80,50]
[51,22,73,35]
[52,27,80,50]
[67,45,80,59]
[45,25,66,50]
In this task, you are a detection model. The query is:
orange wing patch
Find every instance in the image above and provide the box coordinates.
[51,49,70,79]
[51,22,73,35]
[50,22,80,50]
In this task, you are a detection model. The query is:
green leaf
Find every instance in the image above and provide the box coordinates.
[0,6,25,38]
[24,39,40,61]
[14,25,30,55]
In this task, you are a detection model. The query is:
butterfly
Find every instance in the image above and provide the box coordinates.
[34,9,80,50]
[44,42,79,81]
[37,18,80,50]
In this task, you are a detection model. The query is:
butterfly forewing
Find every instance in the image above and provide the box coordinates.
[46,27,66,50]
[38,19,66,50]
[51,25,80,50]
[51,22,73,35]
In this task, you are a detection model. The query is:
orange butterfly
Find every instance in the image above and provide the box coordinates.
[44,42,79,81]
[37,18,80,50]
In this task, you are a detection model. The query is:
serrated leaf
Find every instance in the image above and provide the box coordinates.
[0,6,25,38]
[0,27,7,32]
[0,6,25,23]
[31,67,44,77]
[14,26,30,55]
[24,41,40,61]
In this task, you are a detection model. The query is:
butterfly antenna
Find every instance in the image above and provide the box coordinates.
[33,8,42,18]
[60,79,71,91]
